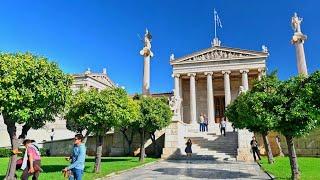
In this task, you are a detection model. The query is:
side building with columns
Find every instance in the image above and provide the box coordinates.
[162,41,268,161]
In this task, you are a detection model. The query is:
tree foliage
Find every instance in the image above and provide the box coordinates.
[226,73,281,164]
[226,70,320,179]
[0,52,73,179]
[136,96,173,161]
[65,88,139,172]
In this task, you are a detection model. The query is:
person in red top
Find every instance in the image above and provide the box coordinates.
[21,139,42,180]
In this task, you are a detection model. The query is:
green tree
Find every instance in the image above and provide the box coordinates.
[0,53,73,179]
[137,96,173,161]
[226,73,281,164]
[226,71,320,179]
[274,71,320,179]
[65,88,138,173]
[116,97,140,156]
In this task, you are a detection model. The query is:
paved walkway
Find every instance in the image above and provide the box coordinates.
[106,160,270,180]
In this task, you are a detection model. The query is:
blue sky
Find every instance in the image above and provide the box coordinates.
[0,1,319,94]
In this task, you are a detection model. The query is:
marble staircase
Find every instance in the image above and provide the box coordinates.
[179,123,238,161]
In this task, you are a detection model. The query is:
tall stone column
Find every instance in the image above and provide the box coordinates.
[291,13,308,76]
[179,77,183,121]
[172,74,180,97]
[240,69,249,91]
[204,72,215,125]
[188,73,197,124]
[139,29,153,95]
[142,56,151,95]
[222,71,231,107]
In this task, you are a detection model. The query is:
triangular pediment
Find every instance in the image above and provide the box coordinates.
[170,46,268,65]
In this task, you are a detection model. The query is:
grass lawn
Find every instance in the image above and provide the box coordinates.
[260,156,320,180]
[0,156,158,180]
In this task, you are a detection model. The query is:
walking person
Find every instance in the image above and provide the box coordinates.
[250,136,261,162]
[50,128,55,141]
[21,139,42,180]
[63,134,86,180]
[219,117,226,136]
[199,113,205,132]
[185,138,192,163]
[204,114,208,132]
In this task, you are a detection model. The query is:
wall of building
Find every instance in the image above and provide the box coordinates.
[42,134,114,156]
[0,115,76,148]
[110,128,165,157]
[255,128,320,157]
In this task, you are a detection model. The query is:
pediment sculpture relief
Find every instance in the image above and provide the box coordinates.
[186,50,255,62]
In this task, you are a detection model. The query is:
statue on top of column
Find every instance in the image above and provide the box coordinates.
[140,28,154,57]
[291,13,303,33]
[291,13,307,44]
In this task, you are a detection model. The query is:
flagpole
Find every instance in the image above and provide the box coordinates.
[214,9,217,39]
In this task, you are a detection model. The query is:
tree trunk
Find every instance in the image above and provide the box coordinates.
[285,135,300,180]
[121,129,133,156]
[4,115,26,180]
[139,129,145,162]
[262,132,274,164]
[150,132,160,157]
[94,135,104,173]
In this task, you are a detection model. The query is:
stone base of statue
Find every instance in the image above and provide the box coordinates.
[236,129,254,162]
[161,120,187,159]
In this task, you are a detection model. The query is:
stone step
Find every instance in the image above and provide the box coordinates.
[170,155,236,161]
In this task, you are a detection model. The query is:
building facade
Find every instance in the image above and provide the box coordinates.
[162,41,268,161]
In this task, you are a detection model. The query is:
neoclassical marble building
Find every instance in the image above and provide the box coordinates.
[162,39,268,160]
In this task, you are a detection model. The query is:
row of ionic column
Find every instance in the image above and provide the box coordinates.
[173,69,262,125]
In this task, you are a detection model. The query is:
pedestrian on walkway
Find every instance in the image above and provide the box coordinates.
[63,134,86,180]
[21,139,42,180]
[185,139,192,163]
[50,128,55,141]
[199,113,205,132]
[219,117,226,136]
[250,136,261,162]
[204,114,208,132]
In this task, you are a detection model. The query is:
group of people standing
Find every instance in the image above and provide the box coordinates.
[198,113,227,137]
[198,113,209,132]
[16,134,86,180]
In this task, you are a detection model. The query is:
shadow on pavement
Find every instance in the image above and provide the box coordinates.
[153,167,256,179]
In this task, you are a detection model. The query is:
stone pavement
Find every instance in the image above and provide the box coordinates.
[106,160,270,180]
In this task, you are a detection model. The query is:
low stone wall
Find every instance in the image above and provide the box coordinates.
[255,128,320,157]
[110,128,165,157]
[43,133,114,156]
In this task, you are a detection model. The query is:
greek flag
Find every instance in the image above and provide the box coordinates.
[214,9,222,28]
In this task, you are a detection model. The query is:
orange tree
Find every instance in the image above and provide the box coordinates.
[65,88,139,173]
[0,53,72,179]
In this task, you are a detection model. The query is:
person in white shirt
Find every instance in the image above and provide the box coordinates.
[219,118,226,136]
[199,113,205,132]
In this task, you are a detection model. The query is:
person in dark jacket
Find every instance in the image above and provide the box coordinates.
[250,136,261,161]
[185,139,192,163]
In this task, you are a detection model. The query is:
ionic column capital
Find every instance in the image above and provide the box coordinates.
[204,72,213,76]
[187,73,196,77]
[240,69,249,74]
[172,73,180,78]
[222,70,231,75]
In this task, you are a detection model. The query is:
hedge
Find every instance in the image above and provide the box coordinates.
[0,148,48,157]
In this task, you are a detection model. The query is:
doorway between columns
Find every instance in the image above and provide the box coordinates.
[214,96,225,123]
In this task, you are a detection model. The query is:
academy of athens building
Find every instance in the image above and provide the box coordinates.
[161,39,268,161]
